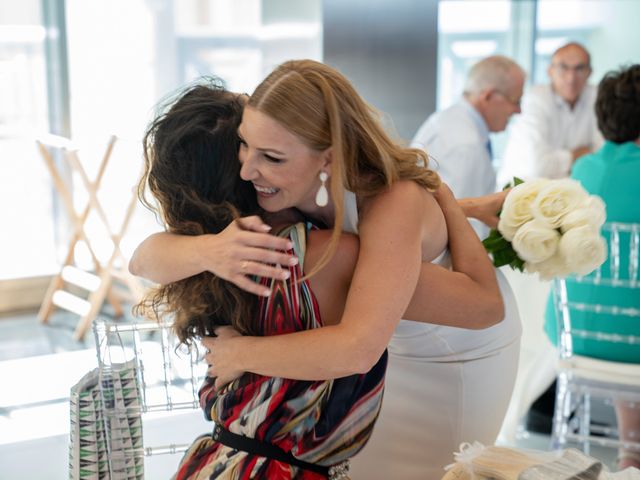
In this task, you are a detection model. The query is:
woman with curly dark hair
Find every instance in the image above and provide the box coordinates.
[137,80,386,478]
[135,78,507,479]
[137,83,259,343]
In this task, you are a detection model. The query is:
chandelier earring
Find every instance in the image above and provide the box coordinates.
[315,171,329,207]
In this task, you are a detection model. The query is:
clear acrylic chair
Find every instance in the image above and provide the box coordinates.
[93,318,207,478]
[551,222,640,463]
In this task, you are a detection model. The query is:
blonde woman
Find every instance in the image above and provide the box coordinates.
[132,60,521,478]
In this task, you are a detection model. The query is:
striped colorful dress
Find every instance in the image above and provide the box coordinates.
[174,223,387,479]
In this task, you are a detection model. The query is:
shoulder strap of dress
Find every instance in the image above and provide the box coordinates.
[342,190,360,234]
[275,223,307,272]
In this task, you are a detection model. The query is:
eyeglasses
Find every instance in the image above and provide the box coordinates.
[552,62,591,77]
[493,90,521,108]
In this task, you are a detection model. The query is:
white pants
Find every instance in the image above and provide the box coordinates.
[497,267,556,444]
[349,340,520,480]
[350,268,522,480]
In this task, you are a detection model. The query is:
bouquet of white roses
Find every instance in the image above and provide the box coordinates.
[482,178,608,280]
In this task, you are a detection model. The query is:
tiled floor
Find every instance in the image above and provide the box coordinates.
[0,310,95,362]
[0,309,628,479]
[0,310,101,447]
[0,308,206,480]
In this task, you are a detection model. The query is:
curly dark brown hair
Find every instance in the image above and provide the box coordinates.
[135,79,261,345]
[595,64,640,143]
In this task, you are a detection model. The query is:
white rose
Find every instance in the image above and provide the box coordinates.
[498,179,550,241]
[531,179,590,228]
[560,195,607,233]
[512,219,560,264]
[525,251,571,281]
[557,226,608,276]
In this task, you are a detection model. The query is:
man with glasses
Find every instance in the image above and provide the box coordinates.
[499,42,603,185]
[411,55,525,238]
[497,43,604,441]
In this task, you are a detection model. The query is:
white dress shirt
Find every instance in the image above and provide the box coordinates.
[411,99,496,198]
[411,99,495,237]
[498,84,603,185]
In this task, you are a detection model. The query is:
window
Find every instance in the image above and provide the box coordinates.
[0,0,322,286]
[535,0,639,84]
[437,0,512,111]
[0,1,56,280]
[174,0,322,94]
[437,0,640,168]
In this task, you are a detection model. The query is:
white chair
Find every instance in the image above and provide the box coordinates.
[551,222,640,462]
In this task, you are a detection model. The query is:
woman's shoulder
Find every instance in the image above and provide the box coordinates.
[306,230,359,327]
[306,230,359,272]
[361,179,428,207]
[360,180,437,226]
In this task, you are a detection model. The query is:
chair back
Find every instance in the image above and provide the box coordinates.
[553,222,640,363]
[551,222,640,458]
[93,318,207,478]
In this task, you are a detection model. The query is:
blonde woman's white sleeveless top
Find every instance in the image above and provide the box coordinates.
[341,189,521,361]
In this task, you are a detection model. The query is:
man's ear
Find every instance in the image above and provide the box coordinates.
[321,147,333,175]
[479,88,493,104]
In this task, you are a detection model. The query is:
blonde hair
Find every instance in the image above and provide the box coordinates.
[248,59,440,277]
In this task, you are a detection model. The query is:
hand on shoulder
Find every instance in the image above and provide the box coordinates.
[209,216,299,296]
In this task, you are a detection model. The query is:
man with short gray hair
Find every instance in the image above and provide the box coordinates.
[411,55,525,237]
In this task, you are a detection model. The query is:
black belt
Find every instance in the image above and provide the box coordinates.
[212,424,333,477]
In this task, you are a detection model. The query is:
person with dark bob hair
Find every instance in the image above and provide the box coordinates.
[543,64,640,470]
[135,78,509,479]
[595,64,640,143]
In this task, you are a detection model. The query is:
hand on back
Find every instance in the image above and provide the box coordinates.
[458,190,508,229]
[202,327,244,390]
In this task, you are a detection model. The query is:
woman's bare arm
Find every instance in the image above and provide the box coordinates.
[130,232,212,284]
[130,194,507,288]
[308,195,503,331]
[404,184,503,328]
[129,216,297,296]
[208,181,434,381]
